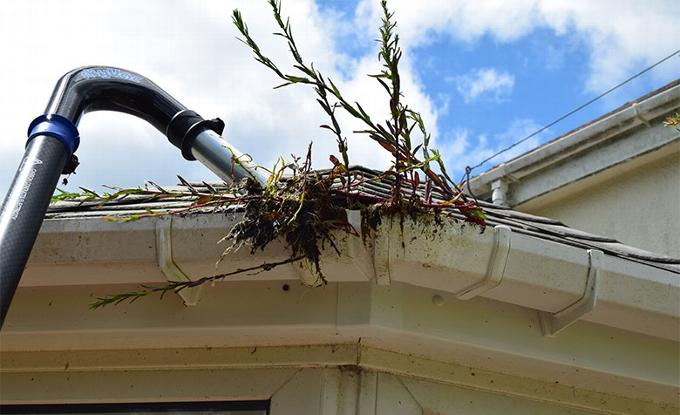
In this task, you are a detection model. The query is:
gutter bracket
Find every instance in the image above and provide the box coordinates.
[155,216,204,306]
[456,225,511,300]
[539,249,603,337]
[632,102,651,127]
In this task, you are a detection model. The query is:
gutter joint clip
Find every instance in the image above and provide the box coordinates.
[155,216,203,306]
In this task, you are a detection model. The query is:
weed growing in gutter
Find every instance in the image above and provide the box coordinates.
[664,113,680,131]
[232,1,484,219]
[79,0,485,308]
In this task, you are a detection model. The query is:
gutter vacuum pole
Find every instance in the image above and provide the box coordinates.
[0,66,265,328]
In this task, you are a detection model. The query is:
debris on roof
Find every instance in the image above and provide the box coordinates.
[47,166,680,273]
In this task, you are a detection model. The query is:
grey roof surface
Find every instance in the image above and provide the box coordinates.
[47,166,680,274]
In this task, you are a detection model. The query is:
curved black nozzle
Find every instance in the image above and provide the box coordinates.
[47,66,226,162]
[0,66,264,328]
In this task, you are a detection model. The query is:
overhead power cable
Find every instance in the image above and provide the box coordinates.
[466,47,680,174]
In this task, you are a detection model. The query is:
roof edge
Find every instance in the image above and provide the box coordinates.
[18,211,680,342]
[470,79,680,191]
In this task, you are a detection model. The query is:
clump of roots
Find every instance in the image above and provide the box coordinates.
[89,0,488,309]
[224,148,351,284]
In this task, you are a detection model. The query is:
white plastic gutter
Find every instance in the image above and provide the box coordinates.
[18,211,680,342]
[469,81,680,195]
[368,214,679,341]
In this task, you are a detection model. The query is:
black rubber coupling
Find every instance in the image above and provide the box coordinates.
[166,110,225,160]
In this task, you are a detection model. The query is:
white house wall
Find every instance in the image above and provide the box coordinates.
[524,148,680,257]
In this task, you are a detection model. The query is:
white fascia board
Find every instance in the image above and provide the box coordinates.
[469,83,680,197]
[19,212,680,342]
[508,125,679,206]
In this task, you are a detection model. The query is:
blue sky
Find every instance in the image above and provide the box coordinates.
[317,0,679,174]
[0,0,678,196]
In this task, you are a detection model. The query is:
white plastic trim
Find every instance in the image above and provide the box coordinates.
[456,225,511,300]
[155,216,203,306]
[468,83,680,194]
[26,210,680,340]
[539,249,603,337]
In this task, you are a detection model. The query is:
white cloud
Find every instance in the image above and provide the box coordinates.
[1,0,678,197]
[441,119,546,173]
[0,0,439,196]
[356,0,680,92]
[353,0,680,175]
[452,68,515,103]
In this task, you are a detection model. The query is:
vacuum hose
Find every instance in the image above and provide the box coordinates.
[0,66,264,327]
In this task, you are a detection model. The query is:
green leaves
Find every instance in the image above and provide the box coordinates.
[90,256,306,309]
[663,113,680,131]
[51,188,82,204]
[230,0,483,224]
[50,186,147,205]
[92,0,489,310]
